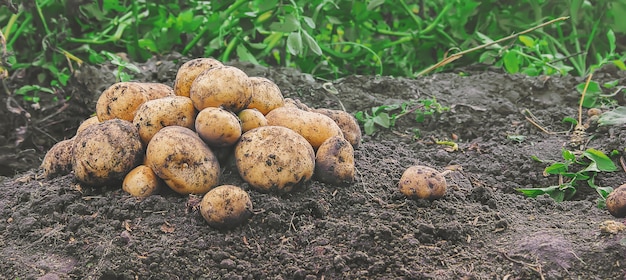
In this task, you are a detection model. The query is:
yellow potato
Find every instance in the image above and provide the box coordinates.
[96,82,149,121]
[312,108,362,148]
[189,66,252,112]
[398,165,447,200]
[235,126,315,193]
[265,106,343,149]
[41,138,74,178]
[146,126,220,195]
[195,107,242,147]
[283,98,311,111]
[122,165,163,197]
[76,115,100,135]
[247,77,285,115]
[200,185,253,229]
[72,119,144,186]
[133,96,197,144]
[174,58,223,97]
[238,108,267,133]
[315,136,355,185]
[137,82,175,100]
[606,183,626,218]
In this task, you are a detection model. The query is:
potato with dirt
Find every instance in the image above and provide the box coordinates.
[238,108,267,132]
[41,138,74,178]
[200,184,253,229]
[312,108,362,148]
[133,96,197,144]
[235,126,315,193]
[315,136,355,185]
[146,126,220,195]
[247,77,285,115]
[195,107,242,147]
[190,66,252,112]
[76,115,100,135]
[122,165,164,197]
[398,165,447,200]
[174,58,223,97]
[606,183,626,218]
[72,119,144,186]
[96,82,173,122]
[265,106,343,150]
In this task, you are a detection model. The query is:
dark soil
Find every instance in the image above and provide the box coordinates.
[1,59,626,280]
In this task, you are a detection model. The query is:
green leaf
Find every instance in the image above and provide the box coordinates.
[598,106,626,126]
[604,80,619,89]
[503,51,519,74]
[544,162,568,175]
[236,45,260,65]
[518,35,535,47]
[516,185,560,198]
[531,155,545,163]
[302,30,322,56]
[613,60,626,70]
[507,135,526,143]
[364,119,375,135]
[302,16,315,29]
[608,29,616,54]
[562,116,578,126]
[372,112,391,128]
[576,81,601,108]
[367,0,385,10]
[583,148,617,172]
[562,149,576,162]
[286,32,303,55]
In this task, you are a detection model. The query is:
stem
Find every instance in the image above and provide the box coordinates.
[578,73,593,125]
[221,36,239,62]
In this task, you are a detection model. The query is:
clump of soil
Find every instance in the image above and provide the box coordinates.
[1,60,626,279]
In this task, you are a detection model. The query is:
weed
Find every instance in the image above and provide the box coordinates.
[354,98,449,136]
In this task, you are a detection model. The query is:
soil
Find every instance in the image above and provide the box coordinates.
[1,58,626,280]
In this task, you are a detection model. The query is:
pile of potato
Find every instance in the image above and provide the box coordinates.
[41,58,361,229]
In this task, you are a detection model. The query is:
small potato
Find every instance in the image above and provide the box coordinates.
[96,82,149,121]
[195,107,242,147]
[247,77,284,115]
[122,165,163,197]
[398,165,447,200]
[200,185,253,229]
[133,96,197,144]
[235,126,315,193]
[238,108,267,133]
[606,183,626,218]
[315,136,355,185]
[76,115,100,135]
[72,119,144,186]
[312,108,362,148]
[190,66,252,112]
[146,126,220,195]
[41,138,74,178]
[174,58,223,97]
[265,106,343,149]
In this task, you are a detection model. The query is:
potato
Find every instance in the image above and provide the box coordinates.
[235,126,315,193]
[315,136,355,185]
[398,165,447,200]
[138,82,175,100]
[265,106,343,149]
[195,107,242,147]
[283,98,311,111]
[41,138,74,178]
[72,119,144,186]
[606,183,626,218]
[200,185,253,229]
[174,58,223,97]
[312,108,362,148]
[146,126,220,195]
[238,108,267,133]
[76,115,100,135]
[133,96,197,144]
[247,77,284,115]
[96,82,149,121]
[122,165,163,197]
[190,66,252,112]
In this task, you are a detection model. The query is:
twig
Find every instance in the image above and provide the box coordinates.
[416,16,570,76]
[501,251,546,280]
[522,109,555,135]
[578,74,593,126]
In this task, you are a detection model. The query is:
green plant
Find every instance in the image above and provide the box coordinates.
[517,148,617,207]
[354,98,449,136]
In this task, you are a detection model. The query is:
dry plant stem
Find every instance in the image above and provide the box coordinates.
[416,16,570,76]
[522,109,555,135]
[620,156,626,173]
[578,74,593,125]
[501,251,546,280]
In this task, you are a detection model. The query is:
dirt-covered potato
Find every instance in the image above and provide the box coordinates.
[72,119,144,186]
[76,115,100,135]
[96,82,149,121]
[122,165,163,197]
[195,107,242,147]
[189,66,252,112]
[238,108,267,133]
[283,98,311,111]
[247,77,285,115]
[174,58,223,97]
[146,126,220,195]
[265,106,343,149]
[200,184,253,229]
[41,138,74,178]
[315,136,355,185]
[398,165,447,200]
[138,82,175,100]
[133,96,196,144]
[606,183,626,218]
[235,126,315,193]
[312,108,362,148]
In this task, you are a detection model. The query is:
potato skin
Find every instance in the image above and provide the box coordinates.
[247,77,285,115]
[146,126,220,195]
[195,107,242,147]
[238,108,267,133]
[312,108,362,148]
[265,106,343,150]
[96,82,149,121]
[137,82,175,100]
[41,138,74,178]
[133,96,197,144]
[200,185,253,229]
[606,183,626,218]
[76,116,100,135]
[315,136,355,185]
[72,119,144,186]
[122,165,163,197]
[235,126,315,193]
[398,165,447,200]
[189,66,252,112]
[174,58,223,97]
